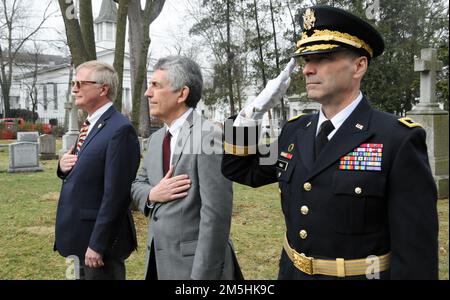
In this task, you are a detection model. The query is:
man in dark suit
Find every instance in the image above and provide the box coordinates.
[55,60,140,280]
[222,5,438,279]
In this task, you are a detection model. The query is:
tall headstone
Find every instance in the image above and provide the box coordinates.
[408,48,448,198]
[60,96,79,157]
[8,142,43,173]
[39,134,57,160]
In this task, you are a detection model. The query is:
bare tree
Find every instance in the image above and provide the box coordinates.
[0,0,53,117]
[269,0,287,123]
[188,0,248,116]
[57,0,96,67]
[20,42,44,124]
[127,0,165,137]
[113,0,130,112]
[225,0,235,115]
[58,0,165,136]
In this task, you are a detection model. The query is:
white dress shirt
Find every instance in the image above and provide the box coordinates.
[165,108,193,166]
[316,92,363,140]
[85,102,113,136]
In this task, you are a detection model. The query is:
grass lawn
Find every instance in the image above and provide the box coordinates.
[0,139,448,280]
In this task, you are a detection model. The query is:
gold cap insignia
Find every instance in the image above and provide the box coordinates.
[303,8,316,31]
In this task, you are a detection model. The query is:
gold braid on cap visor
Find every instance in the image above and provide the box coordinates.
[296,29,374,57]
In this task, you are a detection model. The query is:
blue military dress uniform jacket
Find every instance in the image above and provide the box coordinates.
[222,97,439,280]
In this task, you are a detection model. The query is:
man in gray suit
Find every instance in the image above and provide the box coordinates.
[131,56,242,280]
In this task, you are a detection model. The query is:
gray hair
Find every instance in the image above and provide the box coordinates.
[153,56,203,108]
[76,60,118,101]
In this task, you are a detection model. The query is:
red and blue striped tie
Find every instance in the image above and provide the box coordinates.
[77,120,90,152]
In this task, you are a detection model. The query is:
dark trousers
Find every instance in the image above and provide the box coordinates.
[79,257,126,280]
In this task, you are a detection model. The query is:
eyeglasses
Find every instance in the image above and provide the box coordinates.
[71,80,101,89]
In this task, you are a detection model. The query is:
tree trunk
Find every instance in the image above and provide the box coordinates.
[128,0,147,133]
[286,0,298,41]
[0,45,10,117]
[58,0,89,67]
[79,0,97,61]
[226,0,235,116]
[113,0,130,112]
[253,0,272,121]
[0,82,11,117]
[128,0,165,137]
[269,0,286,124]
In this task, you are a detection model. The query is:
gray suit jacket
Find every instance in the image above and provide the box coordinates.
[131,110,242,280]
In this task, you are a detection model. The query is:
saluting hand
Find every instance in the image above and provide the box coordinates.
[149,165,191,203]
[59,145,77,174]
[242,58,297,120]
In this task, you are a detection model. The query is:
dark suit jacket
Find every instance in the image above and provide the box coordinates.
[55,105,140,261]
[222,97,439,280]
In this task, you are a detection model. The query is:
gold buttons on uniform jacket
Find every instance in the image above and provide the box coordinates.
[299,230,308,240]
[300,206,309,215]
[355,187,363,195]
[303,182,312,191]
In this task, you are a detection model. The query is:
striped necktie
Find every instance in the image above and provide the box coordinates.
[77,120,90,152]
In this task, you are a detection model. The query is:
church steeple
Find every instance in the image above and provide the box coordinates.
[95,0,118,24]
[95,0,118,51]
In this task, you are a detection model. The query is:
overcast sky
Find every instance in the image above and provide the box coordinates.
[26,0,192,62]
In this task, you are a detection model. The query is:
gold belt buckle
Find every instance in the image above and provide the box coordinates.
[293,252,314,275]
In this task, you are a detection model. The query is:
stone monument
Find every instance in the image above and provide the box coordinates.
[408,48,448,198]
[17,132,39,143]
[39,134,58,160]
[8,142,43,173]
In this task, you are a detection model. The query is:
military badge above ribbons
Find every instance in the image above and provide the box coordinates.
[340,143,383,171]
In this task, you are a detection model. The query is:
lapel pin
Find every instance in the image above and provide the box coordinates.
[288,144,295,152]
[356,123,364,130]
[306,122,312,128]
[98,123,103,129]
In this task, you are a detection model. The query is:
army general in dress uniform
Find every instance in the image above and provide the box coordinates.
[221,5,439,280]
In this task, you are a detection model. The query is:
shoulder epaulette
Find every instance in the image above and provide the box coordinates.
[398,117,422,128]
[288,114,306,123]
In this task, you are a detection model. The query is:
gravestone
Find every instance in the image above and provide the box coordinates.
[39,134,57,160]
[8,142,43,173]
[17,132,39,143]
[407,48,448,198]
